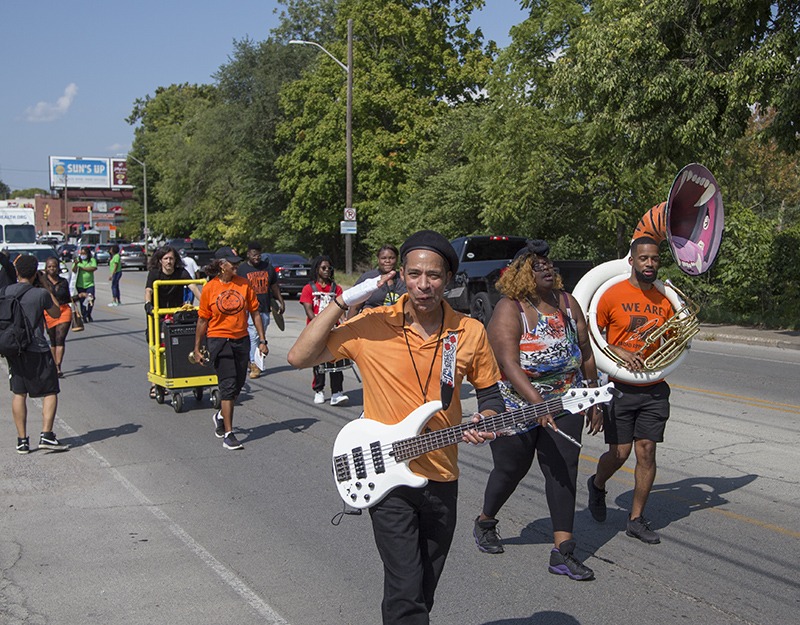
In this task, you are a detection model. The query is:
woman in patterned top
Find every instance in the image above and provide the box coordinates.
[472,239,602,580]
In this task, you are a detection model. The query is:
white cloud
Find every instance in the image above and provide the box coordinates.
[107,143,130,154]
[24,83,79,122]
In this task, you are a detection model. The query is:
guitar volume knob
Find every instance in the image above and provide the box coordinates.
[368,483,375,490]
[355,482,362,489]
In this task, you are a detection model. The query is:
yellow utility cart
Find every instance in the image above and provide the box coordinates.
[147,278,219,413]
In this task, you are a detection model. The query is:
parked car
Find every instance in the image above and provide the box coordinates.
[8,247,69,278]
[37,236,60,246]
[57,243,77,262]
[94,244,113,265]
[119,244,148,271]
[262,253,311,297]
[444,235,593,326]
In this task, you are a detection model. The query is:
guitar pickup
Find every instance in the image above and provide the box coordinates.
[333,454,351,482]
[352,447,367,479]
[370,441,385,474]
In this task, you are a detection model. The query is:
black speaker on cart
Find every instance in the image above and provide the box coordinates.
[163,322,208,379]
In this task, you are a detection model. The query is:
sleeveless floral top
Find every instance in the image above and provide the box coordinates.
[497,292,583,435]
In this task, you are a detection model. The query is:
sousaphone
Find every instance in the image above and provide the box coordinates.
[572,163,724,384]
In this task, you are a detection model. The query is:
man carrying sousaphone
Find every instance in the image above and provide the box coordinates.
[586,236,674,544]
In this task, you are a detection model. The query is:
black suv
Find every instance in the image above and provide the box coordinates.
[262,253,311,297]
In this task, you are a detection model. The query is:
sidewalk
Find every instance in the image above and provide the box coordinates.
[695,323,800,351]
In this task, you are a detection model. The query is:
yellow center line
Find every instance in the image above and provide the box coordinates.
[672,384,800,414]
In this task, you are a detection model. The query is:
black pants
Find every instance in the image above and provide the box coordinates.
[207,336,250,401]
[312,364,344,393]
[482,412,583,533]
[368,481,458,625]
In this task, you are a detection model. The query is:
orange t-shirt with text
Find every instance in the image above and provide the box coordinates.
[198,275,258,339]
[596,279,674,363]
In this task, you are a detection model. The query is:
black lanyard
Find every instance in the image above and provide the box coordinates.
[402,307,445,403]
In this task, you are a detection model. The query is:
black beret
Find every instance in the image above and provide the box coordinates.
[400,230,459,274]
[513,239,550,261]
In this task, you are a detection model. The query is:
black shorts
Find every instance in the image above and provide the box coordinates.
[8,350,61,398]
[207,336,250,401]
[603,380,670,445]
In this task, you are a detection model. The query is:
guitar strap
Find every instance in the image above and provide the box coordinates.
[440,331,458,410]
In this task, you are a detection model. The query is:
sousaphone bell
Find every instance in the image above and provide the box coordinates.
[573,163,724,384]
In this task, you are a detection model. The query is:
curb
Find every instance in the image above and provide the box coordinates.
[694,329,800,352]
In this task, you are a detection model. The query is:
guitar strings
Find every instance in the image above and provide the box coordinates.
[342,388,605,474]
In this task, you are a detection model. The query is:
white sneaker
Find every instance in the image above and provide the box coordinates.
[313,391,325,404]
[330,392,349,406]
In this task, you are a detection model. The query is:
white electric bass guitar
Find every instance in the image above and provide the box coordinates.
[332,383,617,509]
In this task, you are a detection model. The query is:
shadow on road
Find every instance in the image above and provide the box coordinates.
[62,422,143,448]
[482,611,580,625]
[506,474,759,550]
[239,418,317,443]
[646,473,759,527]
[64,362,136,376]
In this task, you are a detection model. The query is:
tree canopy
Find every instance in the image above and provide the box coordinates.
[123,0,800,326]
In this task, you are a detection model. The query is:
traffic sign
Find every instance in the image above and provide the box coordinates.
[344,207,356,221]
[340,221,357,234]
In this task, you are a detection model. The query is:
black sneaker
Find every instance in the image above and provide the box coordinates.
[548,540,595,580]
[39,431,66,451]
[626,516,660,544]
[587,474,607,522]
[212,411,225,439]
[16,437,30,454]
[223,432,244,450]
[473,517,504,554]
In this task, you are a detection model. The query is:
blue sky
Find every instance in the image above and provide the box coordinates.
[1,0,527,193]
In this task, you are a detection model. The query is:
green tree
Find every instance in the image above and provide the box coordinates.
[126,83,218,239]
[276,0,493,265]
[7,186,48,198]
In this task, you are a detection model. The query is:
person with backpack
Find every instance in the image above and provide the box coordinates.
[2,254,66,454]
[299,256,348,406]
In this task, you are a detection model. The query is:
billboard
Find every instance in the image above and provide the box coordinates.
[110,158,132,188]
[49,156,111,189]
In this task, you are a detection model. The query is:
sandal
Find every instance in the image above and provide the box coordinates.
[149,385,157,399]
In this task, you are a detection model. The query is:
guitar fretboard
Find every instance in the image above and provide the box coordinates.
[392,395,572,462]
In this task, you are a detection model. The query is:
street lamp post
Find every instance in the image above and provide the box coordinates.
[125,154,148,249]
[290,18,354,275]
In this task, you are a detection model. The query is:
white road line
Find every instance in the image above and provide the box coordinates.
[56,415,289,625]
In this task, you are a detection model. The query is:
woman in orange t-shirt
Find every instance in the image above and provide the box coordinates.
[194,247,267,451]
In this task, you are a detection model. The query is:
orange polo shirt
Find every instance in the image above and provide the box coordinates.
[327,295,501,482]
[198,274,259,339]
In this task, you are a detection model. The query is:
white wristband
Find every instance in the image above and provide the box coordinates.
[342,276,381,307]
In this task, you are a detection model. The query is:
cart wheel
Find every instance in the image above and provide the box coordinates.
[193,387,203,401]
[172,392,183,413]
[155,386,166,404]
[210,389,221,409]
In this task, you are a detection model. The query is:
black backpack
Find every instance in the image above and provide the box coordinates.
[0,284,34,358]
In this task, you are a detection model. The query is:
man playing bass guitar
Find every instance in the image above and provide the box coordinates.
[288,230,504,625]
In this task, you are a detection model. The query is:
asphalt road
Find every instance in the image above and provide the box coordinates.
[1,266,798,625]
